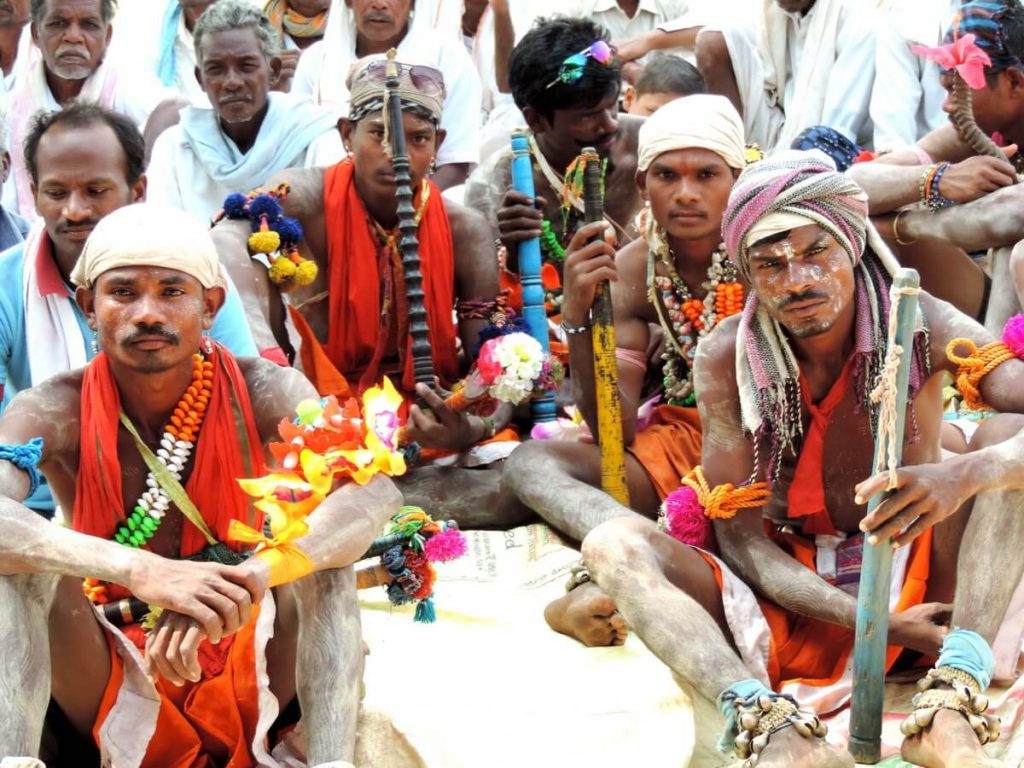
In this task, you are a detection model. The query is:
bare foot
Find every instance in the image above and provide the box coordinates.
[901,708,1004,767]
[544,582,628,647]
[747,726,854,768]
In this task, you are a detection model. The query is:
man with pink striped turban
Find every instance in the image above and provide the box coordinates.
[579,150,1024,765]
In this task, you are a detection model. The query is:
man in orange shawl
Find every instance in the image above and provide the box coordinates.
[503,95,748,647]
[0,203,401,767]
[582,155,1024,766]
[213,56,522,524]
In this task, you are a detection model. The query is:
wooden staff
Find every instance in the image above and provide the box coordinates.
[849,268,921,764]
[581,149,629,506]
[510,129,557,424]
[385,50,434,396]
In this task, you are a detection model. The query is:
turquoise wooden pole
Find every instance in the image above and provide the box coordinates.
[849,268,921,763]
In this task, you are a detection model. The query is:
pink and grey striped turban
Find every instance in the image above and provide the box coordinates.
[722,150,869,281]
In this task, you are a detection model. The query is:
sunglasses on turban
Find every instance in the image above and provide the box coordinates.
[359,60,445,98]
[544,40,613,90]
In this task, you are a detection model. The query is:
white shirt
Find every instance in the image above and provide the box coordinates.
[870,0,958,150]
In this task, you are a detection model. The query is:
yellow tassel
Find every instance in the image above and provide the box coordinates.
[249,229,281,254]
[268,255,297,285]
[293,260,318,287]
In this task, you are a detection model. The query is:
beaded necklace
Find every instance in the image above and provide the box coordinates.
[115,351,214,547]
[647,237,744,406]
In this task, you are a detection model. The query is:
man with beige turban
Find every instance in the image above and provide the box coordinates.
[503,94,751,647]
[0,201,401,767]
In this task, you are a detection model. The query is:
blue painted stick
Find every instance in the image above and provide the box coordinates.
[849,268,921,764]
[510,129,557,423]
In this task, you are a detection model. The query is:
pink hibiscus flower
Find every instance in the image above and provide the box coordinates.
[911,33,992,90]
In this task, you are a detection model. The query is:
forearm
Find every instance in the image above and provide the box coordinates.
[432,163,471,191]
[0,496,141,585]
[847,163,923,214]
[493,5,514,93]
[901,184,1024,250]
[959,434,1024,496]
[717,525,857,629]
[568,332,600,436]
[294,475,403,572]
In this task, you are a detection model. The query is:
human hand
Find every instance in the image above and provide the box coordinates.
[273,49,301,92]
[144,610,206,686]
[887,601,952,656]
[403,382,484,451]
[560,220,617,328]
[613,35,650,64]
[127,555,265,644]
[497,190,546,249]
[856,462,973,548]
[621,61,644,86]
[938,151,1018,203]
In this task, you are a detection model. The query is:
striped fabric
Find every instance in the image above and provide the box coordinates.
[945,1,1022,72]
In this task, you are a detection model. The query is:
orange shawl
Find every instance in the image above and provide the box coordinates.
[295,158,459,398]
[73,343,266,559]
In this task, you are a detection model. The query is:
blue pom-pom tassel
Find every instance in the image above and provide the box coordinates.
[414,597,436,623]
[273,216,304,243]
[247,194,283,222]
[387,582,412,606]
[222,193,248,218]
[472,315,529,356]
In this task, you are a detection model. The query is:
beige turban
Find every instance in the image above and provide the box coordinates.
[637,94,746,173]
[346,54,446,123]
[71,203,228,289]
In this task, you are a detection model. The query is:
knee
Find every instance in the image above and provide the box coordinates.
[502,440,568,492]
[695,30,729,75]
[967,413,1024,451]
[582,516,656,578]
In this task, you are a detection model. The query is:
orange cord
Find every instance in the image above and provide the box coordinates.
[946,338,1014,411]
[680,465,771,521]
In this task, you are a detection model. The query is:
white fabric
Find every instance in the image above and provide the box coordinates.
[567,0,691,63]
[637,93,746,171]
[291,2,483,166]
[707,0,874,151]
[71,202,228,289]
[870,0,958,150]
[4,51,171,219]
[21,223,86,388]
[743,210,818,252]
[146,92,344,222]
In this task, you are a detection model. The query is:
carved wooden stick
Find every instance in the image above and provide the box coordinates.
[510,129,557,423]
[849,269,921,764]
[582,150,629,506]
[385,50,435,395]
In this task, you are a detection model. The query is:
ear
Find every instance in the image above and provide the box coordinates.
[104,20,113,47]
[267,55,283,87]
[195,65,206,92]
[132,173,147,203]
[522,105,550,135]
[622,85,635,111]
[1,151,11,186]
[1006,66,1024,92]
[201,286,226,328]
[340,117,354,151]
[635,168,648,200]
[75,285,97,329]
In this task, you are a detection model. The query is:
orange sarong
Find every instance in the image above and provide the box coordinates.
[626,404,703,500]
[75,344,269,766]
[291,158,460,400]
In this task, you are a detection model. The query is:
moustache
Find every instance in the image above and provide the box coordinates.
[364,13,393,23]
[58,218,99,233]
[122,324,179,347]
[778,290,830,310]
[56,43,90,60]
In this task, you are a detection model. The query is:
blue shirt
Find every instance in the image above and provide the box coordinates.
[0,235,258,514]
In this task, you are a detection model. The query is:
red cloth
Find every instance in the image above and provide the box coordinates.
[73,342,266,558]
[314,158,460,396]
[786,356,857,536]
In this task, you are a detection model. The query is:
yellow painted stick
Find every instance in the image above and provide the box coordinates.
[581,149,629,506]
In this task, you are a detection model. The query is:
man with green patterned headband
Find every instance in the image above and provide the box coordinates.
[212,54,522,525]
[581,151,1024,766]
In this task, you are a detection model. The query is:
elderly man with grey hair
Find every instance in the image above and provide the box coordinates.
[0,109,29,253]
[146,0,343,223]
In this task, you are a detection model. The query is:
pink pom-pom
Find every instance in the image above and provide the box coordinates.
[424,528,468,562]
[662,485,713,550]
[1003,314,1024,359]
[476,340,504,385]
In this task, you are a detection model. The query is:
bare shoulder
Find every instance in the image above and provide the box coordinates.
[446,200,500,294]
[447,199,493,244]
[694,312,740,383]
[612,237,651,315]
[0,370,84,458]
[239,357,320,444]
[613,115,644,171]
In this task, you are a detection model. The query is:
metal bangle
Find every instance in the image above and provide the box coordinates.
[892,210,916,246]
[560,318,590,335]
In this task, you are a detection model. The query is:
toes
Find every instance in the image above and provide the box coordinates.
[608,611,627,631]
[583,593,619,618]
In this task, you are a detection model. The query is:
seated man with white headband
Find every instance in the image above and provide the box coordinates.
[213,56,516,525]
[0,201,401,767]
[582,152,1024,766]
[504,94,750,647]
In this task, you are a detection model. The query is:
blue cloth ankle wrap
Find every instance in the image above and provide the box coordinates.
[0,438,43,498]
[937,628,995,691]
[716,677,774,753]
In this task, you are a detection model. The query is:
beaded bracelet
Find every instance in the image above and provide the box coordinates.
[927,162,955,211]
[918,163,938,206]
[560,318,590,335]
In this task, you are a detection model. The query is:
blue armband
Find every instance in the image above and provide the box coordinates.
[716,677,774,753]
[0,437,44,498]
[937,627,995,691]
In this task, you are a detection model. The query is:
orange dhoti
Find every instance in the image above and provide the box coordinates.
[626,404,703,500]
